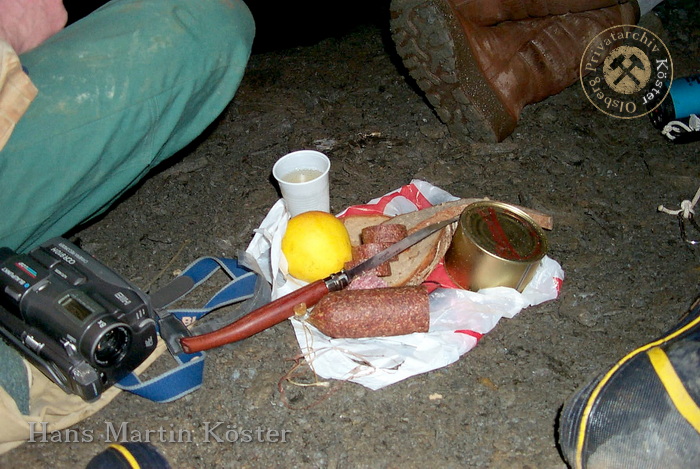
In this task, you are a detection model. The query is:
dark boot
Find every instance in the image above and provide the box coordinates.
[558,295,700,468]
[390,0,640,142]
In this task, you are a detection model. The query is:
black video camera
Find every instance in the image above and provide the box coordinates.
[0,238,158,402]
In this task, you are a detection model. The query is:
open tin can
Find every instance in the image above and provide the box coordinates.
[444,201,548,292]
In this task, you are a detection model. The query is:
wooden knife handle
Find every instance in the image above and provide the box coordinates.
[180,279,330,353]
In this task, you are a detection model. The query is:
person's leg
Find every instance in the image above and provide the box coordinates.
[0,0,255,252]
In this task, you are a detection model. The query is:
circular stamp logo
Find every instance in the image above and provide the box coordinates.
[580,24,673,119]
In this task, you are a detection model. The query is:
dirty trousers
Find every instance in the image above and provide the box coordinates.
[0,0,255,252]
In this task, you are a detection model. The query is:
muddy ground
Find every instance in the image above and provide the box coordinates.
[2,1,699,467]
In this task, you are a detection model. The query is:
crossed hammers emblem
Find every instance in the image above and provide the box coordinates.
[604,47,650,93]
[609,52,646,86]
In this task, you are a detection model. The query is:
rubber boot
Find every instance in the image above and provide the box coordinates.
[451,0,634,25]
[390,0,640,142]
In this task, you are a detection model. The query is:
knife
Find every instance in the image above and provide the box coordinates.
[180,215,459,353]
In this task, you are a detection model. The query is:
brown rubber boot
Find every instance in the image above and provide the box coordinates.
[451,0,634,25]
[390,0,640,142]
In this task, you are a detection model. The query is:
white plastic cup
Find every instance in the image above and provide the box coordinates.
[272,150,331,217]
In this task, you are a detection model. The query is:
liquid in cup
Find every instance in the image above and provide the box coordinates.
[273,150,330,216]
[280,168,324,184]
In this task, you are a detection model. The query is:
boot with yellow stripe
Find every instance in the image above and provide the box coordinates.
[558,295,700,468]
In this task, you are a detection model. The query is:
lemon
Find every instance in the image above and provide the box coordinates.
[282,211,353,282]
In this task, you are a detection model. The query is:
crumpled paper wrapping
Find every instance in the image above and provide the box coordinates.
[245,180,565,390]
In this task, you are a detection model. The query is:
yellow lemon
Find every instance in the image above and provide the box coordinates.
[282,211,352,282]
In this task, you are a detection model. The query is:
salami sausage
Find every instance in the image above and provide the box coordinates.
[345,258,391,277]
[361,224,407,244]
[348,242,392,276]
[352,242,391,259]
[307,285,430,338]
[347,273,388,290]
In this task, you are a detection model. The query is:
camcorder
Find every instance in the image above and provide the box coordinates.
[0,238,160,402]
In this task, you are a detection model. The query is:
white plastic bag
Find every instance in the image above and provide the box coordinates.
[245,180,565,390]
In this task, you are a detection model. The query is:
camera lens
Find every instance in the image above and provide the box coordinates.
[93,325,130,368]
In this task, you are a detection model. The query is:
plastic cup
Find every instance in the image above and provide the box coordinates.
[272,150,331,217]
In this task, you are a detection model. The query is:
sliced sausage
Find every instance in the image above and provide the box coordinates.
[347,272,388,290]
[345,258,391,277]
[361,224,408,244]
[349,242,392,276]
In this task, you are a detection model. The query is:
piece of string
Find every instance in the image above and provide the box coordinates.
[278,315,394,410]
[277,319,342,411]
[658,186,700,219]
[658,185,700,245]
[661,115,700,141]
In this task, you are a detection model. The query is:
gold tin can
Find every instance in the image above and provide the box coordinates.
[444,201,548,292]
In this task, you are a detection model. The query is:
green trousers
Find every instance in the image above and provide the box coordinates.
[0,0,255,252]
[0,0,254,414]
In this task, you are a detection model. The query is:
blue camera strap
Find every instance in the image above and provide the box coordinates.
[115,348,206,403]
[115,257,267,403]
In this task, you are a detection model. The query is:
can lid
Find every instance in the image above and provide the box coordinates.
[461,201,547,263]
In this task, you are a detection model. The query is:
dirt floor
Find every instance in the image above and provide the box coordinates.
[2,1,699,467]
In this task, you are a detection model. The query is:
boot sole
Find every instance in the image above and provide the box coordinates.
[390,0,518,143]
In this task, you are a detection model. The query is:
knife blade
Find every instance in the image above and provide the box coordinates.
[180,214,459,353]
[344,215,459,283]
